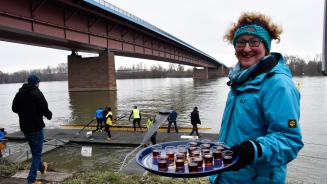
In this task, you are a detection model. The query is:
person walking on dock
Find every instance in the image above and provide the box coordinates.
[190,106,201,137]
[12,74,52,184]
[167,107,178,133]
[104,107,113,141]
[129,106,142,132]
[146,115,157,145]
[95,107,105,131]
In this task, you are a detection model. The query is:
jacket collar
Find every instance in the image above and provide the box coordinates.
[230,52,287,93]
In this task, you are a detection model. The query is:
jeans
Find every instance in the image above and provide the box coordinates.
[190,123,199,136]
[24,129,45,183]
[167,121,178,133]
[96,118,104,130]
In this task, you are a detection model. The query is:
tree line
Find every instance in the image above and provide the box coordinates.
[0,63,68,84]
[285,54,323,76]
[116,63,192,79]
[0,55,324,84]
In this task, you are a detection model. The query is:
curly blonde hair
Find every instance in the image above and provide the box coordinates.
[224,12,282,44]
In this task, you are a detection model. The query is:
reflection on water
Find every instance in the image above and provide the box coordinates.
[68,90,117,124]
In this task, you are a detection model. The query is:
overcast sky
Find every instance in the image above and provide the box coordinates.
[0,0,324,73]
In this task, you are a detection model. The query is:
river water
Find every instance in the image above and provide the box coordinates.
[1,77,326,183]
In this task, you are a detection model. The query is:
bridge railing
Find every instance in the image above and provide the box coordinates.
[87,0,223,65]
[95,0,163,34]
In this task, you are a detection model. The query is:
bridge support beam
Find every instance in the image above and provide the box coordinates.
[68,51,117,91]
[193,66,227,79]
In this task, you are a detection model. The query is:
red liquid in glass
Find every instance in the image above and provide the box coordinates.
[158,160,168,171]
[152,150,160,158]
[188,162,198,173]
[194,157,203,169]
[204,154,213,167]
[166,151,175,164]
[223,155,232,165]
[175,159,185,169]
[213,150,222,160]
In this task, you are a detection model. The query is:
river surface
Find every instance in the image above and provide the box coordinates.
[1,77,326,183]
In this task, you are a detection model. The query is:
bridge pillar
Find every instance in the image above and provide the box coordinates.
[193,68,209,79]
[68,51,117,91]
[193,66,227,79]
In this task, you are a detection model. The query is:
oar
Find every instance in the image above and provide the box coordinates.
[75,118,95,136]
[114,114,126,121]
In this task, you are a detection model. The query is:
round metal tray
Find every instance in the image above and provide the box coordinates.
[135,140,238,178]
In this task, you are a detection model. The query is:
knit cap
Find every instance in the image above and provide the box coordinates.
[27,74,40,85]
[233,24,272,52]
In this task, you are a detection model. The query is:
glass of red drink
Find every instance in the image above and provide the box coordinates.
[158,155,168,171]
[222,150,233,165]
[194,157,203,171]
[203,153,213,167]
[165,146,175,165]
[188,161,198,173]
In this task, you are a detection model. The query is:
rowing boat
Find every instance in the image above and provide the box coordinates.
[60,124,211,132]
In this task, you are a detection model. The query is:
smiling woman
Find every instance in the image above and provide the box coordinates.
[209,12,303,184]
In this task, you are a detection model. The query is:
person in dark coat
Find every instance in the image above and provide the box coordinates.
[12,74,52,184]
[167,107,178,133]
[190,106,201,137]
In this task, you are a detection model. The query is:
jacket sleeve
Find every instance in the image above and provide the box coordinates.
[254,76,303,166]
[36,92,52,120]
[196,112,201,124]
[12,93,20,113]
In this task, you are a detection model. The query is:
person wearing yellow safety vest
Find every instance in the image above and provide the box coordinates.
[104,107,113,141]
[146,115,157,144]
[129,106,142,132]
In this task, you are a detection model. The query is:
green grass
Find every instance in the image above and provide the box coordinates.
[0,158,28,177]
[63,171,210,184]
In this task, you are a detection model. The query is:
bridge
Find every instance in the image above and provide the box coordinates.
[0,0,228,91]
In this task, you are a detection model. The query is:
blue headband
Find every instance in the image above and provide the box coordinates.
[233,24,272,52]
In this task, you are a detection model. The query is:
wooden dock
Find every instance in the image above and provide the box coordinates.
[4,128,218,162]
[2,128,218,178]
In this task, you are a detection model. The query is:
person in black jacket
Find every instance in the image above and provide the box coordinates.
[12,74,52,184]
[190,106,201,137]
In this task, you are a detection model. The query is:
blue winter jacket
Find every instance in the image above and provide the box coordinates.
[210,53,303,184]
[95,108,104,119]
[168,111,178,122]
